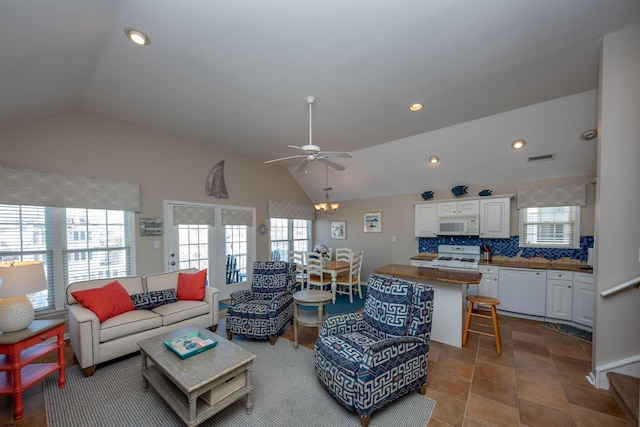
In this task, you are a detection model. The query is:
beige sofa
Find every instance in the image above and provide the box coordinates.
[67,268,219,377]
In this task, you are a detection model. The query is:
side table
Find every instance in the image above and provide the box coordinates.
[0,319,66,420]
[292,290,333,349]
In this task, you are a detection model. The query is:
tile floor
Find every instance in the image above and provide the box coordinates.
[1,310,633,427]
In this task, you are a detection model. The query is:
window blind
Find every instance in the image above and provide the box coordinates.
[268,200,316,221]
[520,206,579,247]
[516,184,586,209]
[172,205,215,225]
[0,165,141,212]
[221,208,253,226]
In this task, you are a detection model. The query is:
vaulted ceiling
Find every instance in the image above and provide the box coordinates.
[1,1,639,203]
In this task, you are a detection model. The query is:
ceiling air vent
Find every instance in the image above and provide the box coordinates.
[527,153,555,163]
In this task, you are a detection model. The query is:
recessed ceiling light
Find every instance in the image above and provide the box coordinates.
[581,129,597,141]
[511,139,526,150]
[428,156,439,165]
[124,27,151,46]
[409,103,424,112]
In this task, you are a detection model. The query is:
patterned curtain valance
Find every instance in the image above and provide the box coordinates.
[516,183,587,209]
[221,208,253,226]
[0,165,141,212]
[173,205,215,225]
[268,200,316,221]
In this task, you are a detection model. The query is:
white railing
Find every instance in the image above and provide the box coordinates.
[600,274,640,297]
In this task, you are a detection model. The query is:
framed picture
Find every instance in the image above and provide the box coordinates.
[363,212,382,233]
[331,221,346,240]
[139,218,163,236]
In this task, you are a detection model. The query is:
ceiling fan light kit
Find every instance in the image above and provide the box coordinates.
[265,96,352,172]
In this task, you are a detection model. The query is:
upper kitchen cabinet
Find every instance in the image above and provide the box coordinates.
[415,203,438,237]
[479,197,510,238]
[437,200,479,216]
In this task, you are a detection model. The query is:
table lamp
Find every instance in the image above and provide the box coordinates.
[0,261,47,333]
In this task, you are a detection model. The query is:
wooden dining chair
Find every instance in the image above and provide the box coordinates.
[288,250,307,291]
[336,247,352,263]
[306,253,332,293]
[335,250,363,303]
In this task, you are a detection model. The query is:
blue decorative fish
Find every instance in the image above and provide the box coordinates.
[479,189,492,197]
[451,185,468,197]
[421,191,434,200]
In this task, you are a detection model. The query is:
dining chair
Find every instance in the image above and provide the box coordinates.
[288,250,307,291]
[335,250,363,303]
[306,253,332,293]
[335,247,352,263]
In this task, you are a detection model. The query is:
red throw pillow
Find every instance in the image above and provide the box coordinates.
[177,269,207,300]
[71,281,135,322]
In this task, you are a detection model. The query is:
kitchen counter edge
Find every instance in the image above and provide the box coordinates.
[374,264,482,285]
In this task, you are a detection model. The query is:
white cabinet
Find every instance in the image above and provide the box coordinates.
[477,265,499,299]
[410,259,433,267]
[479,197,510,239]
[546,270,573,320]
[414,203,438,237]
[437,200,479,216]
[572,272,594,327]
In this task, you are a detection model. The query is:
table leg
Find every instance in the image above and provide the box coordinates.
[331,272,337,303]
[57,329,66,388]
[245,365,254,414]
[293,302,299,349]
[11,352,24,420]
[317,304,324,329]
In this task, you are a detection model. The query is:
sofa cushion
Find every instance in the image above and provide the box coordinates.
[130,288,178,310]
[152,300,210,326]
[363,275,412,338]
[144,268,196,293]
[315,331,380,377]
[71,281,135,322]
[99,310,163,343]
[177,269,207,300]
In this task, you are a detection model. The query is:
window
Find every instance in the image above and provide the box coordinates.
[270,218,311,261]
[224,225,247,283]
[519,206,580,248]
[0,204,134,312]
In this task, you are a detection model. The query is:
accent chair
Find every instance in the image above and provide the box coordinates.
[225,261,295,345]
[314,274,434,427]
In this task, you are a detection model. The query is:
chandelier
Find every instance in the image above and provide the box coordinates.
[315,165,339,214]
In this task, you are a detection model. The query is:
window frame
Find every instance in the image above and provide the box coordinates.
[269,218,311,261]
[518,205,580,249]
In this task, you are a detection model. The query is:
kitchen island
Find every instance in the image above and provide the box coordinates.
[374,264,482,348]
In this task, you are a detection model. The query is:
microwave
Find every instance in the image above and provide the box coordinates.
[437,215,480,236]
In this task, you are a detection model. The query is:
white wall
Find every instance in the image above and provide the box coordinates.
[593,25,640,377]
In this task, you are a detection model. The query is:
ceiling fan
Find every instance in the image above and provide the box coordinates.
[265,96,352,172]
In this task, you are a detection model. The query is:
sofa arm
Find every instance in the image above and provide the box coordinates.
[268,291,293,313]
[204,286,220,327]
[229,288,253,305]
[319,312,365,337]
[361,336,429,371]
[67,304,101,370]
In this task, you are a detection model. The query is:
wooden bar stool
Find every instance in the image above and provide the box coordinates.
[462,295,501,355]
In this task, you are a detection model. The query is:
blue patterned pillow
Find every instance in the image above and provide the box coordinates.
[363,275,412,338]
[130,288,177,310]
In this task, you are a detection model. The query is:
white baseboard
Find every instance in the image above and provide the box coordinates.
[588,354,640,389]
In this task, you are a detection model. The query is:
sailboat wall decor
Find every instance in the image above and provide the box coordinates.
[206,160,229,198]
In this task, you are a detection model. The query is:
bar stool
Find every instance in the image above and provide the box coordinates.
[462,295,501,355]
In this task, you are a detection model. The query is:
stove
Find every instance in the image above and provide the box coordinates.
[431,245,480,271]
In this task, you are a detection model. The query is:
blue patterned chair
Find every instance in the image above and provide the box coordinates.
[314,274,434,427]
[226,261,296,345]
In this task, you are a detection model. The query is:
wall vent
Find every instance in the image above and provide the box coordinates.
[527,153,555,163]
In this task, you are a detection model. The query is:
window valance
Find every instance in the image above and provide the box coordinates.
[268,200,316,221]
[221,208,253,226]
[516,183,586,209]
[172,205,215,225]
[0,165,141,212]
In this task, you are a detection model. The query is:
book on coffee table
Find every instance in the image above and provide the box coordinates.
[164,330,218,359]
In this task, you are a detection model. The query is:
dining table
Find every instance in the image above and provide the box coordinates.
[322,259,351,303]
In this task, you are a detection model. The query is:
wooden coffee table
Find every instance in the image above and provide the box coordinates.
[137,326,256,426]
[293,290,333,349]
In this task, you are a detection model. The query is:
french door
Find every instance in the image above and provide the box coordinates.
[163,200,255,299]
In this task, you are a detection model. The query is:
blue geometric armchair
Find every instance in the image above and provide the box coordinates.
[314,274,434,427]
[226,261,296,345]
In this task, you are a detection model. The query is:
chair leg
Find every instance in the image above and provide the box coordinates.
[462,301,474,346]
[359,414,371,427]
[227,332,233,340]
[491,305,502,355]
[269,336,277,345]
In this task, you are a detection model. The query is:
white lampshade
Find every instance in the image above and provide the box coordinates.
[0,261,47,333]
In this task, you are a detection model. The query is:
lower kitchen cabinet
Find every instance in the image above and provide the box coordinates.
[572,272,594,326]
[478,265,499,299]
[546,270,573,320]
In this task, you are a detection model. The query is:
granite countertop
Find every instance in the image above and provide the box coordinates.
[479,258,593,273]
[374,264,482,285]
[410,253,438,261]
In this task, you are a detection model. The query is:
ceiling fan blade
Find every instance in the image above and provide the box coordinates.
[264,154,305,164]
[296,159,309,173]
[318,157,346,171]
[318,151,352,158]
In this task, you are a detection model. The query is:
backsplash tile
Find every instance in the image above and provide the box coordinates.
[418,236,594,261]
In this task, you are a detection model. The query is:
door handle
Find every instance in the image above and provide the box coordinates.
[170,261,176,266]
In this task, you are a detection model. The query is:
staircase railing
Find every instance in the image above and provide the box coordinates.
[601,274,640,297]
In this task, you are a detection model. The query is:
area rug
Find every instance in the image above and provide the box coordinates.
[541,322,592,343]
[301,286,368,316]
[43,332,434,427]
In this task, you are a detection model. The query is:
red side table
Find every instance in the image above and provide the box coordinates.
[0,319,66,420]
